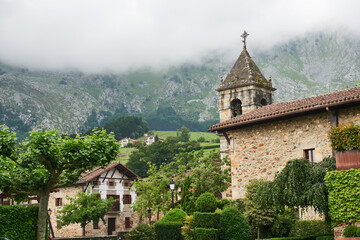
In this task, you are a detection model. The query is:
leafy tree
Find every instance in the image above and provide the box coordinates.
[102,116,148,140]
[187,150,231,200]
[255,157,336,223]
[57,192,115,236]
[126,137,199,177]
[178,126,190,142]
[181,176,196,214]
[244,179,276,239]
[0,126,119,240]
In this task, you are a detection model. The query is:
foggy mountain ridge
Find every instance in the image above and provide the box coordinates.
[1,31,359,139]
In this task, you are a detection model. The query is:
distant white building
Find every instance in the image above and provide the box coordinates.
[120,138,136,147]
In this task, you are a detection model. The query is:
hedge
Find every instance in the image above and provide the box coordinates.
[154,222,183,240]
[259,236,332,240]
[194,212,220,229]
[329,124,360,151]
[194,228,219,240]
[325,168,360,225]
[159,208,187,223]
[0,205,38,240]
[289,220,331,237]
[220,207,252,240]
[196,193,217,213]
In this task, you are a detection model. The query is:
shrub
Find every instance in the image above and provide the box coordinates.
[217,199,231,210]
[220,206,252,240]
[0,205,38,240]
[357,227,360,237]
[316,236,334,240]
[197,136,206,142]
[194,228,220,240]
[343,225,358,237]
[329,123,360,152]
[125,223,156,240]
[159,208,187,223]
[154,222,183,240]
[196,193,217,213]
[194,212,220,228]
[182,215,195,240]
[289,220,331,237]
[268,209,296,238]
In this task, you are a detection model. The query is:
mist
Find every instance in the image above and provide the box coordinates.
[0,0,359,73]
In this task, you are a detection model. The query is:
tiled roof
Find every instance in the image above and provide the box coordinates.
[209,86,360,132]
[77,162,139,184]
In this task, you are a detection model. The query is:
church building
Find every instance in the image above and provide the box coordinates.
[209,31,360,200]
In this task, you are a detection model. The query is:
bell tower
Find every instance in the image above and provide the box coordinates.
[217,31,276,122]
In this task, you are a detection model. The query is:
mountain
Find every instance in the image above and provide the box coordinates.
[1,31,360,139]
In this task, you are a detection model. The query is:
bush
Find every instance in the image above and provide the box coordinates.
[0,205,38,240]
[194,212,220,228]
[159,208,187,223]
[316,236,334,240]
[197,136,206,142]
[194,228,220,240]
[259,236,323,240]
[217,199,231,210]
[125,223,156,240]
[196,193,217,213]
[329,123,360,152]
[154,222,183,240]
[289,220,331,237]
[357,227,360,237]
[268,209,296,238]
[220,206,252,240]
[343,225,358,237]
[182,215,195,240]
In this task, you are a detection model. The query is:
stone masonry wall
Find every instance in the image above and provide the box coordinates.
[225,106,360,200]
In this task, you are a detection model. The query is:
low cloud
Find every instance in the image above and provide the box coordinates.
[0,0,359,72]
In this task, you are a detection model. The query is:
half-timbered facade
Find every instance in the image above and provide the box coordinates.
[48,162,139,237]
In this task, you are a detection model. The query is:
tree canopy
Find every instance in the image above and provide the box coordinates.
[0,126,119,240]
[255,157,336,222]
[57,192,115,236]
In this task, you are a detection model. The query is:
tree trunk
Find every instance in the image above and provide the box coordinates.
[37,192,50,240]
[82,226,86,236]
[257,228,260,240]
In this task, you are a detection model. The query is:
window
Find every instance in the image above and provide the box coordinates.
[92,180,99,187]
[261,98,268,106]
[107,195,120,211]
[123,194,132,204]
[55,198,62,206]
[123,181,129,188]
[231,99,242,117]
[108,181,116,187]
[125,217,131,229]
[304,148,315,163]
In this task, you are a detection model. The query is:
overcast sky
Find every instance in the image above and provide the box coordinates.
[0,0,359,72]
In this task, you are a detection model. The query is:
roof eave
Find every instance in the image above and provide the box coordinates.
[209,99,360,132]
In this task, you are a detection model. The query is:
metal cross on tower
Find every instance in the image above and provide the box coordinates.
[241,30,249,48]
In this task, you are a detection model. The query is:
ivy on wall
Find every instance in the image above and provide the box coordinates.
[325,168,360,226]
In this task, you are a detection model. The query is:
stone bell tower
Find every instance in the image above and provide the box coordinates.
[217,31,276,122]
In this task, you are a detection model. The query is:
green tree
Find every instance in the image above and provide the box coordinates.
[178,126,190,142]
[181,176,196,214]
[188,150,231,200]
[0,126,119,240]
[255,157,336,223]
[57,192,115,236]
[244,179,276,239]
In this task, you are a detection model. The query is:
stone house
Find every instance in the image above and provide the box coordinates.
[209,34,360,204]
[48,162,139,237]
[120,138,137,147]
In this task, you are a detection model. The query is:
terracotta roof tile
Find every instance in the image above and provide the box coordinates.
[77,162,139,184]
[209,86,360,132]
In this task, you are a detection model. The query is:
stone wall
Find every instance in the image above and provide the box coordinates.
[53,231,128,240]
[222,105,360,201]
[334,222,360,240]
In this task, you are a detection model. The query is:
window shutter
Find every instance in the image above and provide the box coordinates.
[129,195,132,204]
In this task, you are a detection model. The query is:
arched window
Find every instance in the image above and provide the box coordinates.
[231,99,242,117]
[261,98,268,106]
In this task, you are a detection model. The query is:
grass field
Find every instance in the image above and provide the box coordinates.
[152,130,219,142]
